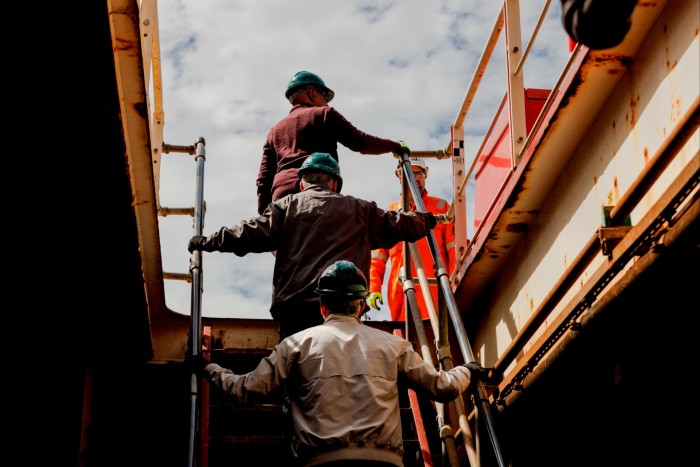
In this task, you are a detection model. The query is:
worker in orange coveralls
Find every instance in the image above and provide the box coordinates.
[368,157,455,324]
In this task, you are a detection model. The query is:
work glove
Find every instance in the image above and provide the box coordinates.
[188,235,207,253]
[396,140,410,156]
[185,353,209,377]
[367,292,383,311]
[434,213,451,224]
[463,362,502,385]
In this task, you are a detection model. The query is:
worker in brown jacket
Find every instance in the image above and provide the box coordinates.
[257,70,408,214]
[190,152,436,341]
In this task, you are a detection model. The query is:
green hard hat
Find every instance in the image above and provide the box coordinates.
[285,71,335,103]
[315,260,370,299]
[298,152,343,193]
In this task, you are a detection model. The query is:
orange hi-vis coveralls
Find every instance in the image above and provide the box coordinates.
[369,189,456,321]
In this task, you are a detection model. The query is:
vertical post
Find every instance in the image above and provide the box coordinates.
[397,151,508,467]
[398,154,413,340]
[504,0,527,167]
[188,136,206,467]
[450,125,468,277]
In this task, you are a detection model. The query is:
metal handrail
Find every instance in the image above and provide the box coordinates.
[397,152,507,467]
[160,137,208,467]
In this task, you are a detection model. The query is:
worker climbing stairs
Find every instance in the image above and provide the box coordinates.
[197,333,449,467]
[185,151,505,467]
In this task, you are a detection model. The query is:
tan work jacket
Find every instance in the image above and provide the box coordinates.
[204,314,471,466]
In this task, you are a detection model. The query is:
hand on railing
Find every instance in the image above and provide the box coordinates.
[393,140,411,157]
[463,362,503,386]
[434,213,452,224]
[185,353,210,377]
[188,235,207,253]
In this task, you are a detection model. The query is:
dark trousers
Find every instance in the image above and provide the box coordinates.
[274,301,324,342]
[272,301,324,464]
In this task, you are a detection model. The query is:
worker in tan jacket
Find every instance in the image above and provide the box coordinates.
[188,260,492,467]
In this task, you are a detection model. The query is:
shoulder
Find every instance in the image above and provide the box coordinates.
[283,104,323,121]
[425,194,450,211]
[270,107,300,128]
[290,187,342,209]
[267,196,294,216]
[324,106,349,121]
[355,196,378,211]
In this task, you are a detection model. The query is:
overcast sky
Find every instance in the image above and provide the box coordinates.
[155,1,570,320]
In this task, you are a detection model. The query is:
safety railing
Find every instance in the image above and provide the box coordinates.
[395,151,507,467]
[411,0,572,285]
[160,138,207,467]
[395,2,575,465]
[395,2,699,466]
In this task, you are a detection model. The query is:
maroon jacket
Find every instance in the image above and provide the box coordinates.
[257,104,401,214]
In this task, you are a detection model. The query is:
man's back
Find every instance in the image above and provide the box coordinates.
[268,186,431,315]
[257,70,404,215]
[196,184,434,320]
[260,105,344,205]
[190,152,435,341]
[259,104,402,213]
[282,314,410,461]
[236,313,469,465]
[196,259,481,467]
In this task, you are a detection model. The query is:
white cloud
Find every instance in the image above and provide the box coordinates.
[156,0,569,320]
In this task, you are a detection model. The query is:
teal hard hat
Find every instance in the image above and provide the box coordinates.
[315,260,370,299]
[298,152,343,193]
[285,71,335,103]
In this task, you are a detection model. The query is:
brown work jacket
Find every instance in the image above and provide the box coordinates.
[199,185,434,320]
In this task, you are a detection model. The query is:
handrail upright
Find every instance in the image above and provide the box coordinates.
[186,137,207,467]
[397,152,508,467]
